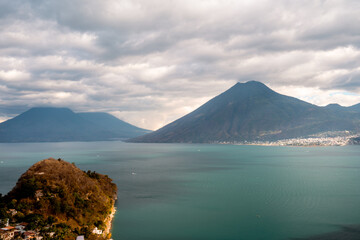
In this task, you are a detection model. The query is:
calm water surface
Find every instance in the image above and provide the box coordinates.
[0,142,359,240]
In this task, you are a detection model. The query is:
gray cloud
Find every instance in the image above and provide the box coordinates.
[0,0,360,129]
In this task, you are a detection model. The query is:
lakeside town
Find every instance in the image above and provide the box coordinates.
[0,219,38,240]
[0,215,107,240]
[218,132,360,147]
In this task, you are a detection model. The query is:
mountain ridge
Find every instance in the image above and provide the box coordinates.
[0,107,150,142]
[77,112,151,138]
[76,112,151,138]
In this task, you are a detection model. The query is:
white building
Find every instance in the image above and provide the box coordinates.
[92,227,103,235]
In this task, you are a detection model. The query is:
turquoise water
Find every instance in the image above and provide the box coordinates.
[0,142,360,239]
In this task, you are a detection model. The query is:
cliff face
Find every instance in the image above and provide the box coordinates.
[3,158,117,239]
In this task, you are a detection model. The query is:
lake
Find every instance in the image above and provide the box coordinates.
[0,142,360,239]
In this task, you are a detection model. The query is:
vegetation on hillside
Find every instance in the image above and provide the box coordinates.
[0,158,117,239]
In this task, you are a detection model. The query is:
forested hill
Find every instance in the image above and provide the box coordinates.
[0,158,117,239]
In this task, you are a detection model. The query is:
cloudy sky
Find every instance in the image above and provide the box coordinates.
[1,0,360,130]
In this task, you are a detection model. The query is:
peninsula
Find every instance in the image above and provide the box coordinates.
[0,158,117,240]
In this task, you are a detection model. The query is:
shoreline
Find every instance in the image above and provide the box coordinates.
[216,135,359,147]
[102,205,116,239]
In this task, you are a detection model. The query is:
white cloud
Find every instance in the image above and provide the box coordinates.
[0,69,30,81]
[273,85,360,107]
[0,0,360,130]
[0,116,10,123]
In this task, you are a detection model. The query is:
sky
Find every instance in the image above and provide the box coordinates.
[1,0,360,130]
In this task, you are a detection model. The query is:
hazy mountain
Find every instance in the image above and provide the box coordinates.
[324,103,346,112]
[129,81,360,143]
[324,103,360,114]
[348,103,360,112]
[0,107,150,142]
[77,112,151,138]
[0,107,110,142]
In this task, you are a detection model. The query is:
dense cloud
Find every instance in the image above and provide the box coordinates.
[1,0,360,130]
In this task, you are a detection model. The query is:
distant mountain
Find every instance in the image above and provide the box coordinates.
[0,107,150,142]
[323,103,360,114]
[324,103,346,112]
[129,81,360,143]
[348,103,360,112]
[77,112,151,138]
